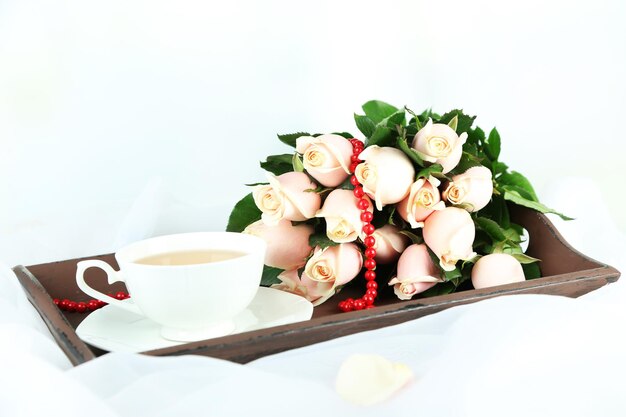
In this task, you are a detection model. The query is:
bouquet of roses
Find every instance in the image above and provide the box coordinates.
[227,100,569,311]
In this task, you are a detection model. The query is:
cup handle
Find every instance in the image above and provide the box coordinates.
[76,260,143,316]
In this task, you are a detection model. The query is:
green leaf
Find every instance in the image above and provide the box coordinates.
[361,100,398,124]
[396,137,425,166]
[416,164,443,179]
[309,233,340,249]
[447,115,459,132]
[448,152,484,175]
[226,193,261,232]
[485,128,501,161]
[366,126,395,147]
[491,161,509,176]
[437,110,476,133]
[522,262,541,279]
[292,153,304,172]
[444,267,462,282]
[510,253,541,264]
[261,265,284,286]
[419,281,456,298]
[405,106,422,130]
[503,190,573,220]
[466,126,486,148]
[382,109,406,129]
[244,182,269,186]
[475,217,507,242]
[260,154,294,175]
[354,114,375,137]
[277,132,310,148]
[498,171,538,202]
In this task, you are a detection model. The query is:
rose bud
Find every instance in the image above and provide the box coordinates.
[442,166,493,212]
[304,243,363,287]
[411,119,467,173]
[243,219,314,270]
[397,176,446,228]
[355,146,415,211]
[388,244,441,300]
[370,224,410,264]
[423,207,476,271]
[296,134,353,187]
[253,172,321,226]
[316,189,373,243]
[271,269,335,306]
[471,253,526,289]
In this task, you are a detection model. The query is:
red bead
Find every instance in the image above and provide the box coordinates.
[349,162,359,173]
[125,293,131,299]
[350,175,360,186]
[364,259,377,269]
[53,298,60,306]
[362,223,375,235]
[349,138,361,145]
[353,187,364,198]
[364,248,376,258]
[365,304,375,309]
[365,270,377,280]
[76,302,88,313]
[366,280,378,290]
[87,300,100,311]
[350,154,361,163]
[357,199,370,210]
[360,211,373,222]
[353,299,366,310]
[60,299,70,310]
[366,289,378,298]
[115,291,127,300]
[338,301,351,312]
[363,295,375,305]
[97,300,107,307]
[66,301,77,312]
[364,236,376,247]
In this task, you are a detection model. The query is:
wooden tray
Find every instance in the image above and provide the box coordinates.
[12,207,620,366]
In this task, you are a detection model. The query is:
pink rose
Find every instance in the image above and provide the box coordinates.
[423,207,476,271]
[253,172,321,226]
[243,219,313,270]
[397,176,446,228]
[442,166,493,212]
[296,134,353,187]
[370,224,410,264]
[271,269,334,306]
[304,243,363,287]
[411,119,467,173]
[355,146,415,211]
[316,189,373,243]
[388,244,441,300]
[471,253,525,289]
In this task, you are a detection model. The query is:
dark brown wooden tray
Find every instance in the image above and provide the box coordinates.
[12,206,620,366]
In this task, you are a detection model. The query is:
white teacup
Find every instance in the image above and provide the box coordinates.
[76,232,266,342]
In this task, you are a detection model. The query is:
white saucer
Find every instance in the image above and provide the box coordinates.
[76,287,313,353]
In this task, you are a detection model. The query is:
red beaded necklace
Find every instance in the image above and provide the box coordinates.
[337,139,378,312]
[53,291,130,313]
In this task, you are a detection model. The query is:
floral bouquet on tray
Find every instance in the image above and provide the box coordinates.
[227,100,569,312]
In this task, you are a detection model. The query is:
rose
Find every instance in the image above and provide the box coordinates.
[442,166,493,212]
[272,243,362,306]
[355,146,415,211]
[423,207,476,271]
[295,134,353,187]
[471,253,525,289]
[253,172,321,225]
[243,219,313,270]
[316,189,373,243]
[370,224,410,264]
[397,176,446,228]
[388,244,441,300]
[411,119,467,173]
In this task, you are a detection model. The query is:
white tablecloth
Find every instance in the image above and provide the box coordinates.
[1,179,625,417]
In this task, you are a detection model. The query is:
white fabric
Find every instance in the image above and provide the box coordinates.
[0,179,625,417]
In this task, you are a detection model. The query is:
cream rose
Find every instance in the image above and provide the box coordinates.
[304,243,363,287]
[370,224,410,264]
[411,119,467,173]
[271,269,334,306]
[423,207,476,271]
[295,134,353,187]
[316,189,372,243]
[243,219,314,270]
[442,166,493,212]
[355,146,415,211]
[253,172,321,226]
[397,176,446,228]
[471,253,525,289]
[388,244,441,300]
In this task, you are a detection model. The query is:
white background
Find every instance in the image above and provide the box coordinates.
[1,0,625,263]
